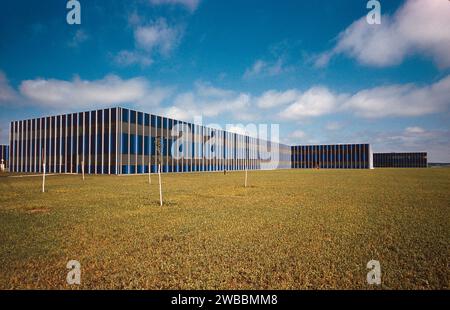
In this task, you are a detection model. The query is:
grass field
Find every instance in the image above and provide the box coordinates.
[0,168,449,289]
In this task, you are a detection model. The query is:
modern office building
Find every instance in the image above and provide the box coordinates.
[8,107,431,173]
[373,152,427,168]
[291,144,373,169]
[8,107,291,174]
[0,144,9,170]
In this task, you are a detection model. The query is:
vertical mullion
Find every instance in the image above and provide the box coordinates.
[107,109,110,175]
[82,112,85,174]
[12,121,15,172]
[25,120,28,172]
[95,110,98,174]
[33,119,36,172]
[53,116,56,173]
[43,119,47,173]
[142,113,145,174]
[59,115,62,173]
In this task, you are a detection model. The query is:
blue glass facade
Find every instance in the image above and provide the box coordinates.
[118,108,291,174]
[373,152,427,168]
[9,107,291,174]
[291,144,373,169]
[9,108,118,174]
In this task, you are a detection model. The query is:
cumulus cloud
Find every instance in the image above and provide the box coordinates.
[114,50,153,67]
[225,124,259,138]
[9,72,449,121]
[243,58,292,79]
[3,69,450,126]
[18,75,157,110]
[0,71,19,104]
[2,73,253,122]
[289,130,306,139]
[134,18,183,56]
[316,0,450,68]
[281,129,318,146]
[256,89,300,109]
[149,0,200,12]
[68,29,89,47]
[113,17,183,67]
[161,82,252,122]
[266,75,450,120]
[279,87,347,119]
[405,126,425,134]
[344,75,450,118]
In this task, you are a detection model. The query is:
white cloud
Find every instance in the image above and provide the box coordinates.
[289,130,306,139]
[0,71,19,104]
[157,82,254,122]
[279,87,346,120]
[113,17,183,67]
[225,124,258,138]
[114,50,153,67]
[344,75,450,118]
[134,86,174,110]
[281,129,316,145]
[9,71,450,122]
[243,58,291,79]
[325,121,343,131]
[405,126,425,134]
[314,51,333,68]
[128,11,142,26]
[225,125,247,136]
[2,72,174,112]
[160,105,192,121]
[18,75,152,110]
[271,75,450,120]
[134,18,183,56]
[256,89,300,109]
[194,81,235,98]
[244,60,265,78]
[317,0,450,68]
[68,29,89,47]
[149,0,200,12]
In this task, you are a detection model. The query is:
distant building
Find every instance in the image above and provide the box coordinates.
[373,152,427,168]
[0,144,8,171]
[291,144,373,169]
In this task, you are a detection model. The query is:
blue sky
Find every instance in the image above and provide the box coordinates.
[0,0,449,161]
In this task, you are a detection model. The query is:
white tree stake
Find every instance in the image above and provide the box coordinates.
[245,131,249,188]
[42,163,46,193]
[158,164,163,206]
[148,162,152,184]
[245,161,248,187]
[81,161,85,180]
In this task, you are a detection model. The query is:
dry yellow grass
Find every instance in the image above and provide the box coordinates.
[0,168,449,289]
